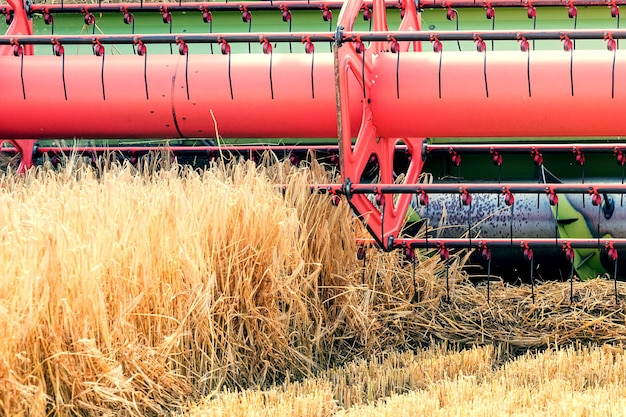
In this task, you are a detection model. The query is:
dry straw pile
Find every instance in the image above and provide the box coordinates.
[187,343,626,417]
[0,154,624,416]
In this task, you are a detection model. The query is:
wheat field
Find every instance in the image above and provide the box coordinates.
[0,154,625,416]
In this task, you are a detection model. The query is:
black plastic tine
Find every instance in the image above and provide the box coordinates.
[288,14,293,53]
[362,247,367,285]
[228,50,234,100]
[61,53,67,100]
[467,198,472,247]
[555,202,559,243]
[569,260,575,303]
[487,255,492,303]
[437,47,443,98]
[396,49,401,99]
[141,53,148,100]
[455,10,461,51]
[381,199,385,248]
[618,11,621,49]
[247,18,252,53]
[614,256,619,304]
[532,11,536,51]
[269,47,274,99]
[573,12,578,48]
[131,18,136,54]
[611,45,617,99]
[362,49,366,99]
[510,204,514,246]
[185,52,190,100]
[100,53,106,100]
[530,256,535,304]
[210,19,214,54]
[536,158,542,209]
[598,202,602,246]
[412,251,419,303]
[620,164,626,207]
[526,47,532,97]
[581,162,585,185]
[169,18,173,54]
[483,48,489,98]
[19,50,25,100]
[310,48,315,99]
[569,46,574,97]
[425,202,429,246]
[490,12,495,51]
[445,259,450,303]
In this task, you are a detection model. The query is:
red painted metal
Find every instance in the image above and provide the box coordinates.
[370,50,626,138]
[0,54,361,139]
[2,0,35,173]
[336,0,425,249]
[3,43,626,138]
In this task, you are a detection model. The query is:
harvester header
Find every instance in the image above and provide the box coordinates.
[2,0,626,297]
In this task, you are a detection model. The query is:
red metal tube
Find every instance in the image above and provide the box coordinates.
[371,50,626,138]
[0,53,362,139]
[3,49,626,139]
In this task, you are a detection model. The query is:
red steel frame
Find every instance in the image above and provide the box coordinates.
[336,0,424,249]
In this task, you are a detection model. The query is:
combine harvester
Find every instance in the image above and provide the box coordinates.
[2,0,626,299]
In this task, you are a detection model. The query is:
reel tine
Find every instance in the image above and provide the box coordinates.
[281,5,293,53]
[606,243,619,304]
[219,38,234,99]
[357,245,367,285]
[10,41,26,100]
[260,37,274,99]
[91,39,106,100]
[564,243,575,303]
[201,8,214,54]
[388,37,401,98]
[303,36,315,99]
[473,34,488,97]
[438,243,451,303]
[179,40,190,100]
[430,34,443,98]
[134,40,149,100]
[517,35,532,97]
[480,243,492,303]
[160,6,173,54]
[560,34,575,96]
[523,243,535,304]
[240,6,252,53]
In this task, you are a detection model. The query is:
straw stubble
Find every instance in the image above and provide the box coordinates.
[0,157,625,416]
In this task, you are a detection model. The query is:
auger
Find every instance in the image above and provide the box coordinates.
[3,0,626,292]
